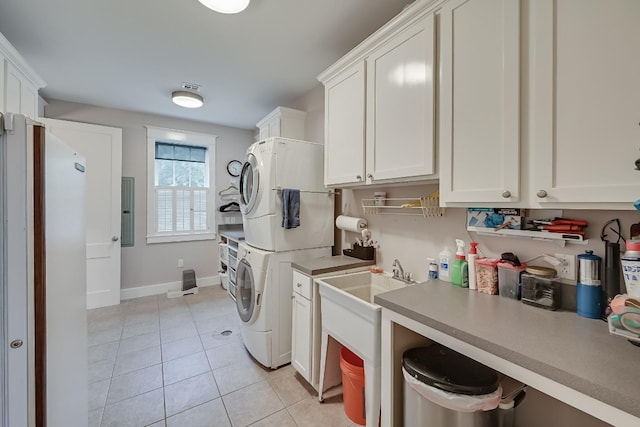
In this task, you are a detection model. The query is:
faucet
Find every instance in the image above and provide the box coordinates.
[392,259,413,283]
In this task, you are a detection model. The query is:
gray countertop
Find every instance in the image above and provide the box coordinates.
[218,225,244,242]
[291,255,376,276]
[374,281,640,420]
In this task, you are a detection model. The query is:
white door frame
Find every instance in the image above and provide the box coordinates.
[1,113,31,427]
[38,118,122,309]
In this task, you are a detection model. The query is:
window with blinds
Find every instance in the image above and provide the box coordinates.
[154,142,209,234]
[145,126,217,244]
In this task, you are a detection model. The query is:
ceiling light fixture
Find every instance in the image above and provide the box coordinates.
[171,91,204,109]
[198,0,250,14]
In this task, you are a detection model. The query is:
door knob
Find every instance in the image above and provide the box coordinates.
[112,236,119,242]
[501,190,511,198]
[537,190,548,198]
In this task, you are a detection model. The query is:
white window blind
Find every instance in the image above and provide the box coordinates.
[146,126,217,244]
[155,187,209,234]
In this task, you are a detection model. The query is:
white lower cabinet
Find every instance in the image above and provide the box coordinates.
[291,265,370,390]
[291,271,313,381]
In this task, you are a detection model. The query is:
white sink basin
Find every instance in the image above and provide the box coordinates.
[317,271,409,362]
[317,271,411,427]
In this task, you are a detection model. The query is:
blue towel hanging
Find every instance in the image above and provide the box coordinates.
[281,188,300,229]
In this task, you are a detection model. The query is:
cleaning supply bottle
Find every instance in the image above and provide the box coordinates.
[468,242,479,290]
[438,247,452,282]
[451,239,468,287]
[427,258,438,280]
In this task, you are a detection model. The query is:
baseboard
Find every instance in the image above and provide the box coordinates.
[120,275,220,300]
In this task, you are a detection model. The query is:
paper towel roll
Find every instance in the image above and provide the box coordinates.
[336,215,368,232]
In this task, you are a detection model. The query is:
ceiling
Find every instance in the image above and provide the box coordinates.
[0,0,414,129]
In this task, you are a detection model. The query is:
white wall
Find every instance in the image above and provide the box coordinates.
[44,100,253,291]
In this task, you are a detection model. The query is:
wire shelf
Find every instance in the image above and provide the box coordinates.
[361,195,444,218]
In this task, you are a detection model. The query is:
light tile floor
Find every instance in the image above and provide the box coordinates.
[88,285,359,427]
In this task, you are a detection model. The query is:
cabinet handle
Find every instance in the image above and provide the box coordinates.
[296,283,302,288]
[367,173,373,179]
[537,190,548,198]
[356,175,362,181]
[501,190,511,199]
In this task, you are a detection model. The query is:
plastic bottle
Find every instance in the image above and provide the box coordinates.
[438,247,452,282]
[427,258,438,280]
[468,242,479,290]
[451,239,467,287]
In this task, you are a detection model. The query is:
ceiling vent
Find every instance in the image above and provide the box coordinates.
[181,82,201,92]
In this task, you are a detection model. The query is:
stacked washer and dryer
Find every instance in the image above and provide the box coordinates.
[235,137,334,369]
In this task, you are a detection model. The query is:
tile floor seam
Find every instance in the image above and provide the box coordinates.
[90,287,350,426]
[101,336,120,427]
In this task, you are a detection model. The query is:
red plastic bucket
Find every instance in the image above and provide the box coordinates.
[340,347,366,425]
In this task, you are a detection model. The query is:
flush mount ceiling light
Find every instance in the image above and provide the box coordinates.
[198,0,250,14]
[171,91,204,109]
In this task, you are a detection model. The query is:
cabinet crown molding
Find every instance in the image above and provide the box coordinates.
[256,106,306,128]
[317,0,444,84]
[0,31,46,89]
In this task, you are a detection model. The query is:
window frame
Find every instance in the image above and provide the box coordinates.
[146,126,217,244]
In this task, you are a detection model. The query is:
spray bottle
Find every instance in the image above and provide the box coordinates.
[468,242,479,290]
[438,247,453,282]
[451,239,468,287]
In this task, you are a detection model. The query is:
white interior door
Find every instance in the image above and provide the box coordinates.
[39,118,122,309]
[45,132,88,426]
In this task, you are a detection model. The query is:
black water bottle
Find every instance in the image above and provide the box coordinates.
[604,241,621,314]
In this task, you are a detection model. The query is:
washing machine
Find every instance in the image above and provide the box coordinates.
[235,242,330,369]
[239,137,334,252]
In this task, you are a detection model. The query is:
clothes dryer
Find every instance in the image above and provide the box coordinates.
[235,242,330,369]
[239,137,333,252]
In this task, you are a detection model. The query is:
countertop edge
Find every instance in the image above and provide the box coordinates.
[375,283,640,422]
[292,255,376,276]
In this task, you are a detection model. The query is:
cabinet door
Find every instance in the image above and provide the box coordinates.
[0,54,5,114]
[366,13,436,183]
[5,62,38,118]
[5,63,22,114]
[439,0,521,204]
[291,293,312,381]
[21,80,38,118]
[268,116,281,138]
[531,0,640,205]
[324,62,366,187]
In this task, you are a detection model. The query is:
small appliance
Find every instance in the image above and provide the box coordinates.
[577,251,602,319]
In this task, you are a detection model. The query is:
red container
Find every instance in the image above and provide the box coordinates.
[340,347,366,425]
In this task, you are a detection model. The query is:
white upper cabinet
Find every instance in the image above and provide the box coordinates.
[530,0,640,207]
[256,106,306,141]
[366,14,436,183]
[439,0,521,205]
[323,62,366,186]
[319,4,438,188]
[0,32,45,118]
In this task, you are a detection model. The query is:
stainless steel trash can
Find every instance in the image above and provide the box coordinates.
[402,344,501,427]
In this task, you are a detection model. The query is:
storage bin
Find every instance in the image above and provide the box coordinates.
[497,263,526,300]
[219,243,229,263]
[341,347,366,426]
[476,259,500,295]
